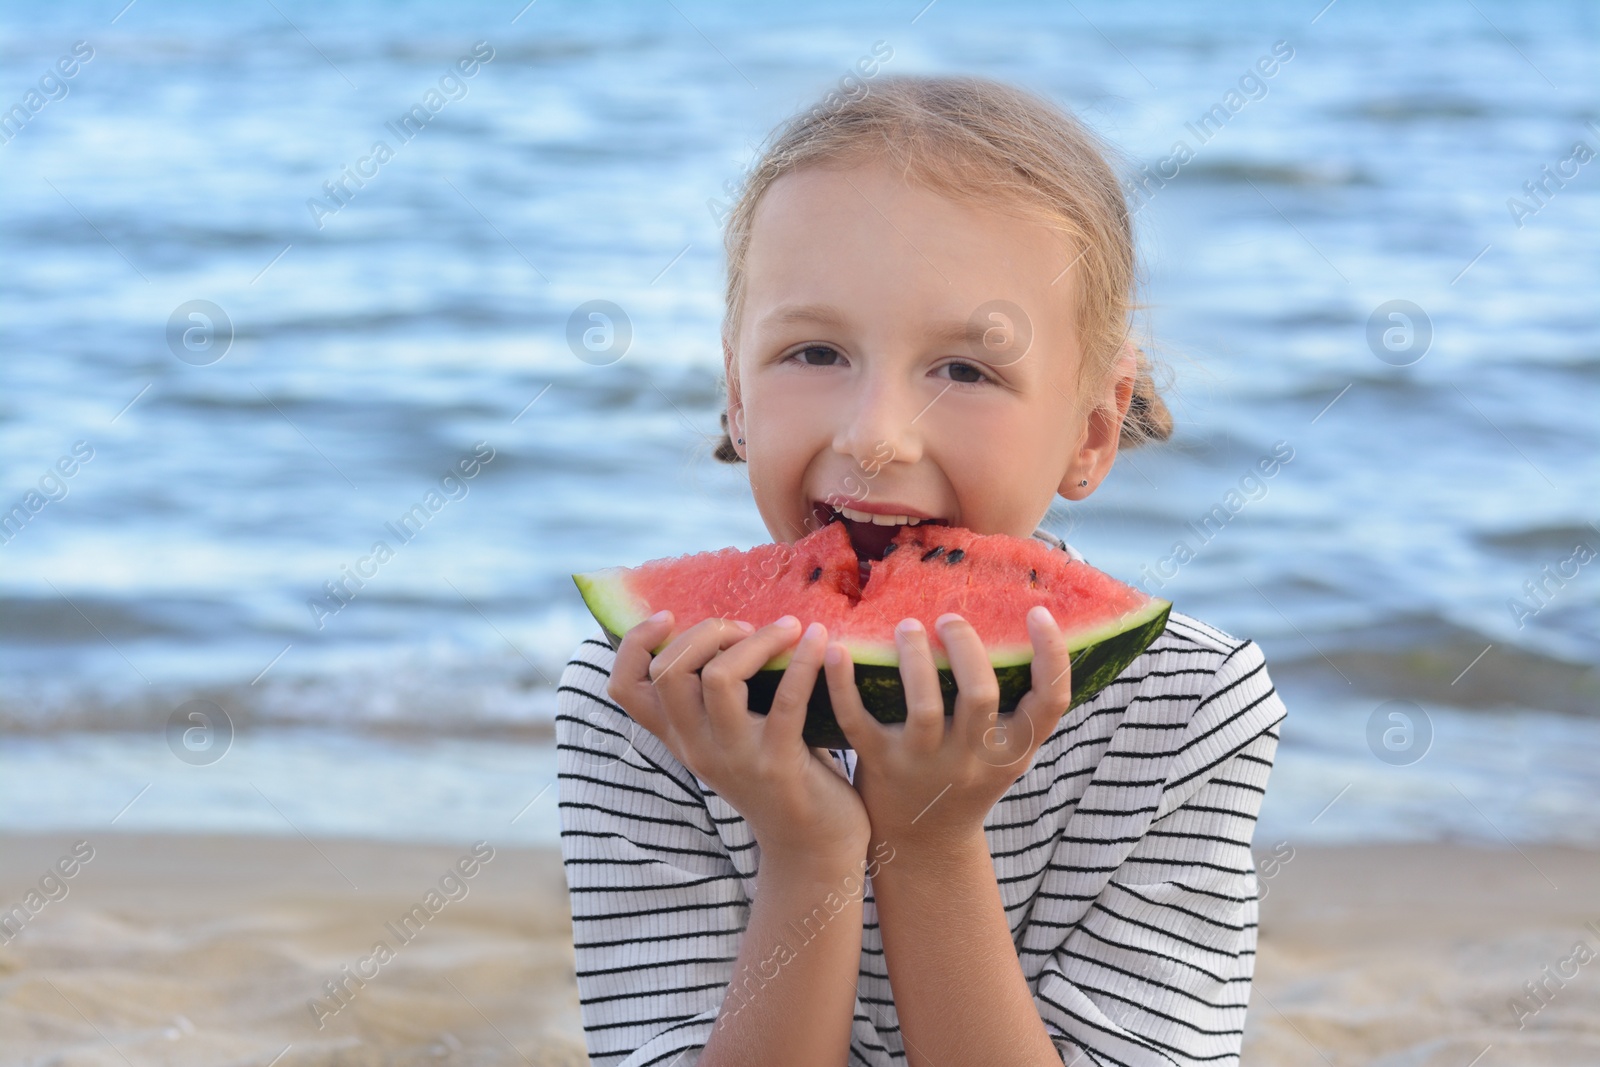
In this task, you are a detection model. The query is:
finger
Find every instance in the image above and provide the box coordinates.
[895,617,945,748]
[935,613,1001,720]
[646,616,748,682]
[649,617,756,738]
[934,613,1011,763]
[825,640,880,758]
[698,615,802,688]
[760,621,828,749]
[698,615,805,735]
[1017,605,1074,753]
[608,610,677,736]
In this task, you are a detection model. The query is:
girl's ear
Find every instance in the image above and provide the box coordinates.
[723,338,745,458]
[1057,340,1137,500]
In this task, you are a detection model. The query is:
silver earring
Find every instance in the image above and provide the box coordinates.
[1078,479,1088,487]
[737,437,744,445]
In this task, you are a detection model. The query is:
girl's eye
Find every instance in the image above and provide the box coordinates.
[941,361,991,385]
[783,346,991,385]
[787,344,843,367]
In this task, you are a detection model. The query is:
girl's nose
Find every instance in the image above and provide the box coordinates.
[832,371,923,472]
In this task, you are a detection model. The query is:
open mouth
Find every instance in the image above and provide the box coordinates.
[811,500,951,561]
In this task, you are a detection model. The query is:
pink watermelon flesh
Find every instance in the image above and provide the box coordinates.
[576,519,1161,671]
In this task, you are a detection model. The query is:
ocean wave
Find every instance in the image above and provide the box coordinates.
[1333,95,1493,122]
[1180,159,1378,187]
[0,663,561,739]
[1269,614,1600,718]
[0,595,194,641]
[1478,523,1600,555]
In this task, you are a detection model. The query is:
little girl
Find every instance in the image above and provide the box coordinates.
[557,74,1287,1067]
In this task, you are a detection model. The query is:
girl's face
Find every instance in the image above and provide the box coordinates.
[725,160,1133,557]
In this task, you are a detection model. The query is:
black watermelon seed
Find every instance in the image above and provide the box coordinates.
[883,542,899,556]
[920,546,945,562]
[808,566,822,582]
[945,548,965,564]
[1028,568,1037,585]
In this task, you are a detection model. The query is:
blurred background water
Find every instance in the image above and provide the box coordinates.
[1,0,1595,847]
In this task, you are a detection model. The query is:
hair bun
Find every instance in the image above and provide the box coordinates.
[1121,350,1172,448]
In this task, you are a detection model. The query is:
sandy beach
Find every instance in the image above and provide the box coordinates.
[0,834,589,1067]
[1247,842,1600,1066]
[2,833,1597,1066]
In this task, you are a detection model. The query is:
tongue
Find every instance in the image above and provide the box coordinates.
[841,516,903,561]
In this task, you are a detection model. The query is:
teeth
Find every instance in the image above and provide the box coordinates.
[836,505,923,526]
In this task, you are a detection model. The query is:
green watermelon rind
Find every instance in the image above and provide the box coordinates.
[573,568,652,644]
[756,598,1170,748]
[572,567,1171,750]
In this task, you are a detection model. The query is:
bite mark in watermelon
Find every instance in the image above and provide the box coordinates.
[573,521,1170,748]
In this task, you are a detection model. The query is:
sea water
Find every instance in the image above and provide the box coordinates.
[1,0,1595,845]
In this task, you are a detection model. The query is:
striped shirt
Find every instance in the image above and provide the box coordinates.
[556,530,1288,1067]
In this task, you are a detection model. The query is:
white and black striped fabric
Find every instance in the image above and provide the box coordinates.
[556,532,1287,1067]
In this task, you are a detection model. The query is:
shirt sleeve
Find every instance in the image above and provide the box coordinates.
[556,633,751,1067]
[1034,640,1287,1067]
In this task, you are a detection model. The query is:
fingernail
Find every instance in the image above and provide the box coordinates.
[776,615,800,629]
[803,621,825,642]
[735,620,756,634]
[935,613,963,628]
[648,609,671,624]
[896,617,923,635]
[1028,605,1054,628]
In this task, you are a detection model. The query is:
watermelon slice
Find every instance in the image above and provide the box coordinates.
[573,521,1170,748]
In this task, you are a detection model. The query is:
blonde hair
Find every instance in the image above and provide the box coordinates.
[712,73,1171,464]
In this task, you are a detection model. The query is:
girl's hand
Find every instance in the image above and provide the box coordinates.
[827,606,1074,849]
[608,612,871,860]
